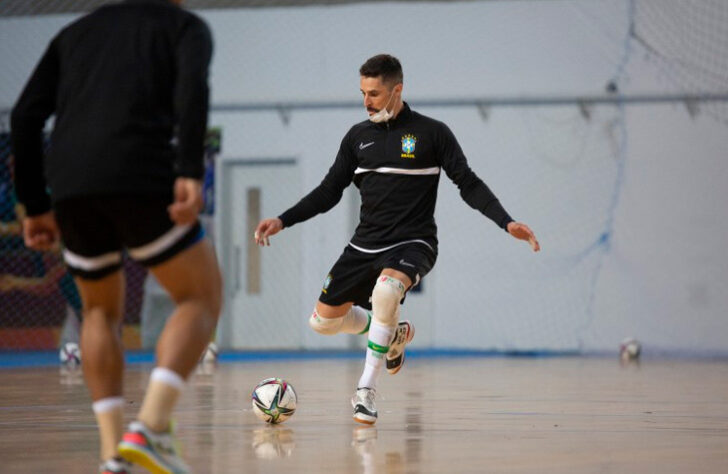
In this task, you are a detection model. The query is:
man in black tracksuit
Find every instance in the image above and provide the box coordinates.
[11,1,221,472]
[255,54,539,425]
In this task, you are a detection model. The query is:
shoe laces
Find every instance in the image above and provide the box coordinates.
[131,421,179,455]
[357,388,376,407]
[153,436,177,455]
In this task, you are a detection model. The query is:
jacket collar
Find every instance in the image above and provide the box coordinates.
[372,102,412,128]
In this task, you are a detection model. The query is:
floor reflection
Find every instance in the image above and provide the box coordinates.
[352,426,377,473]
[58,365,84,385]
[196,360,218,376]
[251,426,295,460]
[405,390,423,466]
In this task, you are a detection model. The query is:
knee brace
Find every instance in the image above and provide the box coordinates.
[308,309,343,335]
[371,276,405,327]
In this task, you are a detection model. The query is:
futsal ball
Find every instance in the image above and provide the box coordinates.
[620,337,641,360]
[200,341,218,364]
[59,342,81,367]
[251,378,297,424]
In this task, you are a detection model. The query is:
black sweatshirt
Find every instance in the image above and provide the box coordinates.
[10,0,212,216]
[279,103,513,253]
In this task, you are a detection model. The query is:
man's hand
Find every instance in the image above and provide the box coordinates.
[23,211,60,251]
[254,218,283,246]
[507,222,540,252]
[168,177,203,225]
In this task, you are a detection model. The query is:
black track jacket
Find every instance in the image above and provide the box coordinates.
[279,103,513,254]
[11,0,212,216]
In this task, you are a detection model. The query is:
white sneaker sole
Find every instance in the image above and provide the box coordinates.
[353,411,377,425]
[386,321,415,375]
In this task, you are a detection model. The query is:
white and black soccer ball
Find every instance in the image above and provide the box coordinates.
[620,337,641,360]
[59,342,81,367]
[251,378,297,424]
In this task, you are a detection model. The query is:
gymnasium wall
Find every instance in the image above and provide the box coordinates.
[1,1,726,354]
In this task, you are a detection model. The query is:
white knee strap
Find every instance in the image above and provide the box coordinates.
[371,276,405,326]
[308,309,343,335]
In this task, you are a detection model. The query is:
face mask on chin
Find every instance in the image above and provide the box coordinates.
[368,88,398,123]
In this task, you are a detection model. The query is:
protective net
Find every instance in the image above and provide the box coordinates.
[632,0,728,124]
[0,131,220,350]
[1,0,727,354]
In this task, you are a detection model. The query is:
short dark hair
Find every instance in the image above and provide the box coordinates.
[359,54,403,86]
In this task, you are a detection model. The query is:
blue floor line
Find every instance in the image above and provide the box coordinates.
[0,348,580,369]
[4,349,724,369]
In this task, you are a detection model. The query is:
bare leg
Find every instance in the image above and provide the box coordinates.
[75,271,125,461]
[136,238,222,432]
[151,238,222,376]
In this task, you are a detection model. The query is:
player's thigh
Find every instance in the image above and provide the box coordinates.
[148,238,222,312]
[73,271,125,321]
[107,196,221,308]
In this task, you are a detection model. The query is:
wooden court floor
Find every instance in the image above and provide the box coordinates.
[1,356,727,473]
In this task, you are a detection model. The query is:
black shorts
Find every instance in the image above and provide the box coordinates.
[319,242,437,309]
[54,196,204,280]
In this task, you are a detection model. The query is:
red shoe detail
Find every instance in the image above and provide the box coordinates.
[122,432,148,446]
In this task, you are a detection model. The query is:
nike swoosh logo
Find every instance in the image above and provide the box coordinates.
[359,142,375,150]
[399,259,415,268]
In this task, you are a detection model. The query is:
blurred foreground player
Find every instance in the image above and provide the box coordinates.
[255,54,539,425]
[11,1,221,472]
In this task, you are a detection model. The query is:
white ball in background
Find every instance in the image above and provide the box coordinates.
[620,337,641,360]
[59,342,82,367]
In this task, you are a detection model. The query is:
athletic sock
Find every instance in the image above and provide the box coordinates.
[357,321,395,389]
[137,367,185,433]
[92,396,124,461]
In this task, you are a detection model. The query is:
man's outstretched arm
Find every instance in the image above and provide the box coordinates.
[254,132,357,246]
[438,123,540,252]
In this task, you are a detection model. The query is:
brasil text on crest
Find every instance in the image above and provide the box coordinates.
[401,134,416,158]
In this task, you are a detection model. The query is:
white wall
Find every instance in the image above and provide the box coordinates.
[0,1,632,107]
[2,1,727,354]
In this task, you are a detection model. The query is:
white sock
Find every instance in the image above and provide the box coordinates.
[138,367,185,432]
[92,396,124,461]
[358,321,395,389]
